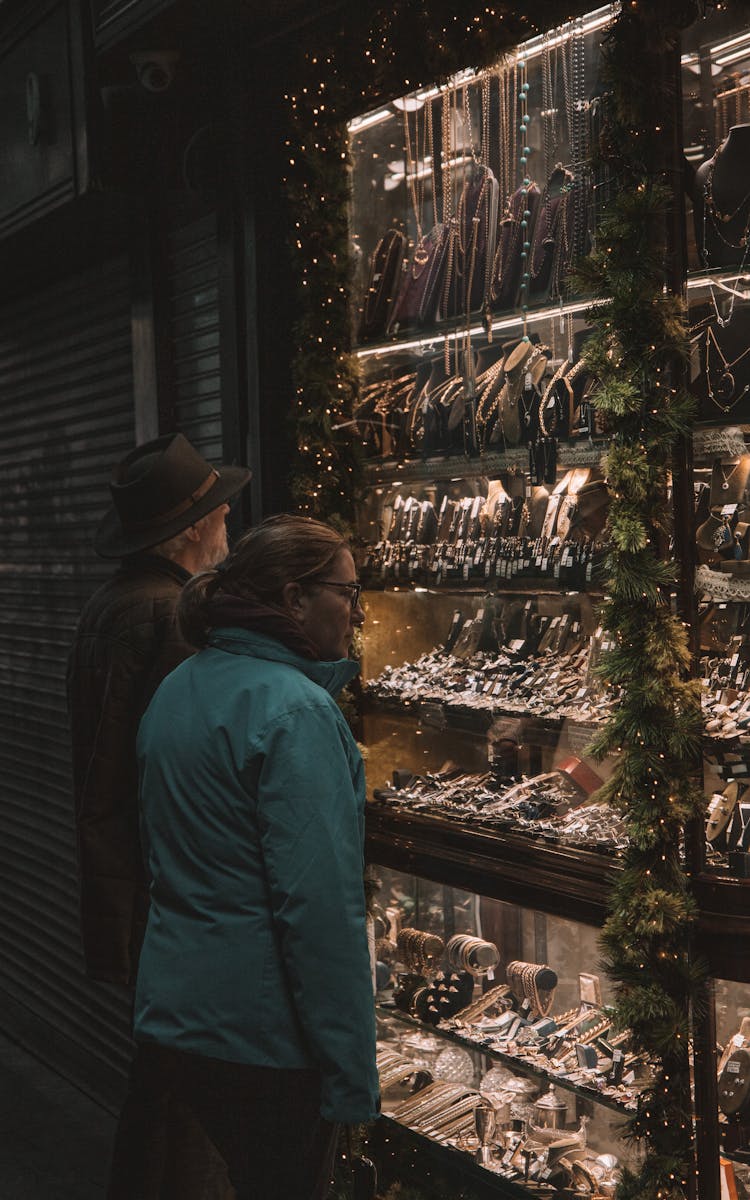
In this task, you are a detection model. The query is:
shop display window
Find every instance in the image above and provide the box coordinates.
[347,3,750,1196]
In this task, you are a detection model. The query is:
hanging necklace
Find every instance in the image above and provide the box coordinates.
[540,30,559,243]
[425,96,438,229]
[705,324,750,412]
[702,152,750,313]
[538,359,569,436]
[718,461,736,492]
[704,153,750,232]
[705,239,750,329]
[563,17,588,263]
[480,73,490,169]
[517,51,532,336]
[496,63,510,208]
[519,379,539,428]
[403,106,426,244]
[441,88,458,374]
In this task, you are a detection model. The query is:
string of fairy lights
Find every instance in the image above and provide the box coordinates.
[282,3,559,522]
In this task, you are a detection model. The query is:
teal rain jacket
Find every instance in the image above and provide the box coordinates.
[133,628,379,1124]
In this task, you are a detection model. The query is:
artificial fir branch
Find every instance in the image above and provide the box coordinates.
[585,8,708,1194]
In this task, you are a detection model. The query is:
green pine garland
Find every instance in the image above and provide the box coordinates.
[574,6,706,1199]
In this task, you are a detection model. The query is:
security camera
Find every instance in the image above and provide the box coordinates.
[130,51,180,93]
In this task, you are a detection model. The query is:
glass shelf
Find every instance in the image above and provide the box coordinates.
[377,1114,535,1198]
[377,1003,638,1118]
[363,439,608,485]
[354,297,595,362]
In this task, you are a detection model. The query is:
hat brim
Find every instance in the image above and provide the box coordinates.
[94,464,251,559]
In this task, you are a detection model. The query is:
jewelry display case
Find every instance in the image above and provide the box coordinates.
[683,12,750,1195]
[348,10,642,1197]
[348,5,750,1199]
[684,7,750,896]
[368,867,643,1196]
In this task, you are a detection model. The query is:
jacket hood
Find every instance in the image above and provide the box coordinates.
[207,627,360,697]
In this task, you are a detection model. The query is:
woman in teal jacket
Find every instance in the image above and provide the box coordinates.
[126,514,378,1200]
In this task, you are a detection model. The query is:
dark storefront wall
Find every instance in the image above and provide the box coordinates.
[0,0,278,1109]
[0,256,137,1108]
[0,212,228,1105]
[167,212,223,459]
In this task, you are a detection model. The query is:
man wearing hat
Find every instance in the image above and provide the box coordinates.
[67,432,249,1198]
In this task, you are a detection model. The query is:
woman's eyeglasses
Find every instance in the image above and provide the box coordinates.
[313,580,363,609]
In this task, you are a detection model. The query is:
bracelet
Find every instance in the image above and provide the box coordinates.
[446,933,500,977]
[506,960,558,1018]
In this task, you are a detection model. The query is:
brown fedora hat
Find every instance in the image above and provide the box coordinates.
[94,432,251,559]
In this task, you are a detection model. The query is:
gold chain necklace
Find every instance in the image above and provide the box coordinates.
[403,106,425,244]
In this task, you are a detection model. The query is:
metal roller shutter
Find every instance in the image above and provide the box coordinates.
[0,256,135,1109]
[167,213,223,461]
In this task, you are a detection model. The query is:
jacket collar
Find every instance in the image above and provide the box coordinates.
[118,553,192,585]
[207,627,359,696]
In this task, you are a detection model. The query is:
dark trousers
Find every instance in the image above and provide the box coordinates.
[107,1042,338,1200]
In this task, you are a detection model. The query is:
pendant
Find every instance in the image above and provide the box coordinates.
[723,480,730,490]
[524,412,531,426]
[717,370,736,404]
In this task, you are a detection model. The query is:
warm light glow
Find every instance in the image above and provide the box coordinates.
[348,109,392,132]
[355,297,593,359]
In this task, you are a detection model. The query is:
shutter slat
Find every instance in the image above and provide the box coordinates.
[168,215,222,458]
[0,257,135,1108]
